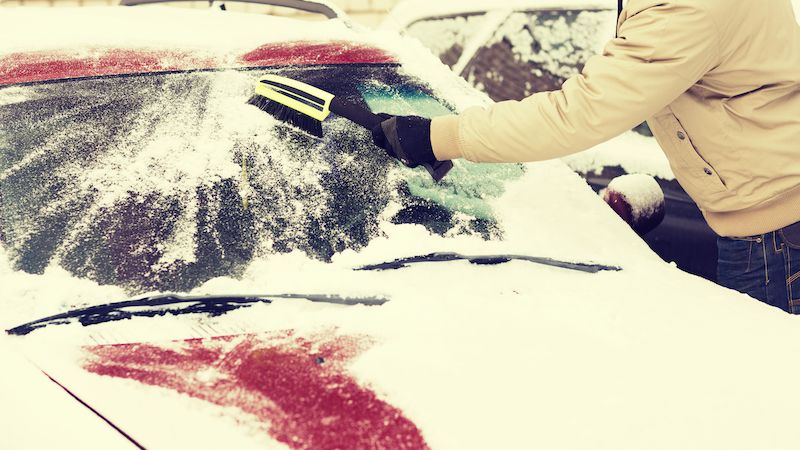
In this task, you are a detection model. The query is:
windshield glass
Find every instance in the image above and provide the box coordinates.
[466,9,614,95]
[0,65,523,294]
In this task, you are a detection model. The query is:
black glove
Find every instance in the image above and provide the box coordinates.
[371,115,438,168]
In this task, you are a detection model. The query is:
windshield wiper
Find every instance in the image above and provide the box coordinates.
[6,293,388,336]
[355,252,621,273]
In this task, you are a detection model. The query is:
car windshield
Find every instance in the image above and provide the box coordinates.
[0,65,524,294]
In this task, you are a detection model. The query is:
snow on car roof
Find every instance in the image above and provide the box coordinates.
[381,0,614,31]
[0,6,357,57]
[0,6,485,111]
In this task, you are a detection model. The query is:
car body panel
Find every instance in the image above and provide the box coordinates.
[0,336,138,450]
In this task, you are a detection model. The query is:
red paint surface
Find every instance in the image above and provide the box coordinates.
[0,49,214,86]
[240,41,397,66]
[83,331,428,450]
[0,42,397,86]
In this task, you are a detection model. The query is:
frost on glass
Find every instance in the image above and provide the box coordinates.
[463,9,616,102]
[404,13,489,68]
[0,66,518,293]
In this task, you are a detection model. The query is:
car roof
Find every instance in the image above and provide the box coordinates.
[119,0,349,20]
[0,43,399,86]
[0,7,361,55]
[382,0,614,31]
[0,6,488,109]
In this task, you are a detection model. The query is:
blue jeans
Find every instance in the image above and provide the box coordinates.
[717,229,800,314]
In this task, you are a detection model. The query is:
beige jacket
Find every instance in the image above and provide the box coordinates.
[431,0,800,237]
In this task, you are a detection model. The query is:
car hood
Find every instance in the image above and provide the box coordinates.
[9,248,800,450]
[6,164,800,449]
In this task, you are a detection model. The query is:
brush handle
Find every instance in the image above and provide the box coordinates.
[329,96,385,129]
[329,96,453,182]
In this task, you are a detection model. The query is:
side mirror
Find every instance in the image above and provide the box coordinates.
[601,174,666,236]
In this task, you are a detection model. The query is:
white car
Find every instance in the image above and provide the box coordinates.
[2,4,800,450]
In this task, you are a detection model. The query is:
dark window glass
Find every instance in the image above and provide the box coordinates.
[405,13,489,68]
[462,9,654,135]
[463,10,615,100]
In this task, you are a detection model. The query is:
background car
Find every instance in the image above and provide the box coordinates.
[382,0,724,281]
[4,4,800,450]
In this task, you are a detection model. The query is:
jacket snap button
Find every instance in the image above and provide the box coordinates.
[704,167,713,175]
[677,131,686,140]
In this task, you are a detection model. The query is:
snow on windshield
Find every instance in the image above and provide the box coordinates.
[463,8,615,97]
[0,5,660,329]
[0,66,522,295]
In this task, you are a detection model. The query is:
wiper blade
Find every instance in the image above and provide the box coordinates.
[6,293,388,337]
[355,252,621,273]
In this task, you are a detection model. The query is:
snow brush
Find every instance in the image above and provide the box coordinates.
[247,74,453,182]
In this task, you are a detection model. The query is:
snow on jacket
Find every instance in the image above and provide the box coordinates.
[430,0,800,237]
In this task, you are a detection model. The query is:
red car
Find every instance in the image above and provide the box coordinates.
[4,3,800,450]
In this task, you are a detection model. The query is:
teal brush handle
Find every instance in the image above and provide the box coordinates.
[329,96,453,182]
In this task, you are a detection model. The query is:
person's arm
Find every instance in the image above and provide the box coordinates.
[430,1,722,163]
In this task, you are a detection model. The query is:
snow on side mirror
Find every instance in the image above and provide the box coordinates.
[601,174,666,236]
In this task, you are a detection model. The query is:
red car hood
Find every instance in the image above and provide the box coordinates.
[24,329,428,450]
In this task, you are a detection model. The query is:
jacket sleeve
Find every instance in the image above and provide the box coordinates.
[430,1,722,163]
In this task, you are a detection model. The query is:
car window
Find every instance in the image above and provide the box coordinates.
[461,9,653,136]
[463,9,615,100]
[404,13,490,68]
[0,65,523,294]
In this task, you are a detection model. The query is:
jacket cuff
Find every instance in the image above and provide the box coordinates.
[430,115,464,161]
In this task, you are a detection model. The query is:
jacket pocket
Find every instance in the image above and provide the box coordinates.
[780,222,800,250]
[652,110,727,198]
